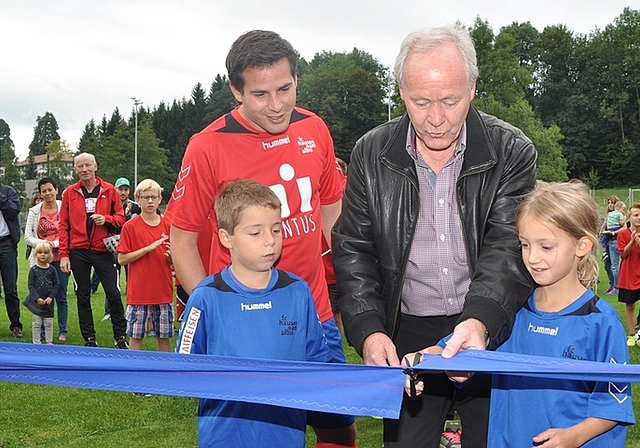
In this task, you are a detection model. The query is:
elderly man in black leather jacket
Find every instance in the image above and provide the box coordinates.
[332,25,537,448]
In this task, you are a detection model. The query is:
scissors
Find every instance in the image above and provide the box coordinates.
[403,352,423,400]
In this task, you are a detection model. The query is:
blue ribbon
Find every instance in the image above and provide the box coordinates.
[2,343,639,421]
[412,349,640,382]
[0,342,404,418]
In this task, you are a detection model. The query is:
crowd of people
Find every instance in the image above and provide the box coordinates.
[0,23,637,448]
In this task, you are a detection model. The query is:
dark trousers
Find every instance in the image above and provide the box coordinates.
[0,237,20,330]
[69,249,126,341]
[383,314,490,448]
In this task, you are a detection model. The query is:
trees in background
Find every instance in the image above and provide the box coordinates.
[297,49,387,162]
[472,18,567,182]
[42,139,74,193]
[28,112,60,157]
[78,109,174,195]
[4,7,640,189]
[0,119,23,197]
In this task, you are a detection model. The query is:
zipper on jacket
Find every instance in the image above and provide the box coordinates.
[382,161,420,340]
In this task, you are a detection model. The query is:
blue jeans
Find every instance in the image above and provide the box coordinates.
[52,261,70,336]
[608,238,620,289]
[0,237,21,330]
[603,245,614,289]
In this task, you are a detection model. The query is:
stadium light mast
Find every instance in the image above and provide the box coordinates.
[131,97,143,187]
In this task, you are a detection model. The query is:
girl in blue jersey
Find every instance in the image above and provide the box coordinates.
[406,180,634,447]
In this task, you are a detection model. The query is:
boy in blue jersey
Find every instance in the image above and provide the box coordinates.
[405,181,634,447]
[175,179,331,447]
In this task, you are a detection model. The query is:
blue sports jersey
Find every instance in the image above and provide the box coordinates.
[176,267,330,447]
[489,289,634,447]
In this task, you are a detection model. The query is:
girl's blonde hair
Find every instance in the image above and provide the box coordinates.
[515,180,599,288]
[34,242,53,263]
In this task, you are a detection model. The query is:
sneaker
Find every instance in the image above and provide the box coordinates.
[115,337,129,349]
[604,287,614,295]
[627,335,636,347]
[11,327,23,338]
[606,288,618,296]
[100,313,111,322]
[440,430,461,448]
[85,338,98,347]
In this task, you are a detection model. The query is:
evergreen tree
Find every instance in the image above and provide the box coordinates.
[0,118,14,149]
[28,112,60,156]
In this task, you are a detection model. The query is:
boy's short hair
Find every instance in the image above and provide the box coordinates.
[226,30,299,93]
[215,180,281,233]
[134,179,163,198]
[630,201,640,212]
[34,241,53,262]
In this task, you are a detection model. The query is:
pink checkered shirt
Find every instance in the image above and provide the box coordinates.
[401,124,471,317]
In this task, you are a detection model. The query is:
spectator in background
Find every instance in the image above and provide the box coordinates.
[117,179,173,352]
[59,153,128,349]
[604,200,626,296]
[617,201,640,346]
[24,177,70,341]
[25,192,43,260]
[0,181,22,338]
[115,177,142,220]
[23,242,59,345]
[600,196,620,295]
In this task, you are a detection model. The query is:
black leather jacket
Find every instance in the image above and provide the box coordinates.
[332,106,537,356]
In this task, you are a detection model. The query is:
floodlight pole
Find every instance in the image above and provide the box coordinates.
[131,97,143,188]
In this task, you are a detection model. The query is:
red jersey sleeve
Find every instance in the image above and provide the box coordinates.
[165,131,219,232]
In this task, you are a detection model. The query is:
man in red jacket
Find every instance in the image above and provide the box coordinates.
[60,153,128,348]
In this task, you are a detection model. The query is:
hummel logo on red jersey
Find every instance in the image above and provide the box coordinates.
[171,166,191,201]
[178,165,191,181]
[262,135,290,150]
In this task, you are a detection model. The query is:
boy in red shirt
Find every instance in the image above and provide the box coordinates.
[617,201,640,346]
[117,179,173,351]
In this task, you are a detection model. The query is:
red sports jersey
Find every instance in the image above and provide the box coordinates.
[165,107,345,322]
[117,215,173,305]
[617,227,640,290]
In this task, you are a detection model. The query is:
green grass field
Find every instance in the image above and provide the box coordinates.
[2,186,640,447]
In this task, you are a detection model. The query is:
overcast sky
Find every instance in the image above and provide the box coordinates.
[1,0,635,161]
